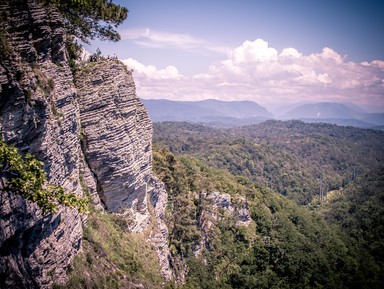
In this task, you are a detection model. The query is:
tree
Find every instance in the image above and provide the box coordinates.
[40,0,128,43]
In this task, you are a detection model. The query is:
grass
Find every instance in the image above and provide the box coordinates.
[53,210,165,289]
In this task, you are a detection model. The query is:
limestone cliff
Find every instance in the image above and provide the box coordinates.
[0,0,172,287]
[76,60,172,279]
[77,62,152,219]
[0,1,83,288]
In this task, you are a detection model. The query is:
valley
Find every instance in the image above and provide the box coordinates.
[1,1,383,288]
[150,121,384,288]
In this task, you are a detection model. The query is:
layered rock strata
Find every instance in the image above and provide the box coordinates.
[76,62,152,217]
[76,60,172,279]
[1,1,173,286]
[0,1,83,288]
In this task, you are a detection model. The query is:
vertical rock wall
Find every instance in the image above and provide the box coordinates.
[0,1,83,288]
[77,61,152,225]
[0,1,173,286]
[77,60,172,279]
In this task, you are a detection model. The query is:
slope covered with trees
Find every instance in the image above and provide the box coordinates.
[152,145,384,288]
[153,120,384,205]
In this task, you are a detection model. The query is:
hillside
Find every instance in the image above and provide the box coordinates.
[150,121,384,288]
[151,147,384,288]
[322,166,384,288]
[153,121,384,205]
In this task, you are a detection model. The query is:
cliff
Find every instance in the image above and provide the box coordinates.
[76,60,172,278]
[0,0,171,287]
[0,1,254,287]
[0,1,83,288]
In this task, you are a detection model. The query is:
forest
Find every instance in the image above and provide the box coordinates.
[2,1,383,287]
[151,120,384,288]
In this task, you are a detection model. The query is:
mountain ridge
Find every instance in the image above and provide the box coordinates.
[142,98,273,126]
[143,99,384,129]
[280,102,384,128]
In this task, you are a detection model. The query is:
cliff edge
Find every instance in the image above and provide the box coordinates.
[77,60,172,279]
[0,0,171,287]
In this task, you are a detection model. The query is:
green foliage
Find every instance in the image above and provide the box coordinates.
[153,121,384,205]
[0,138,88,214]
[54,210,165,289]
[323,166,384,288]
[0,30,11,59]
[152,122,384,289]
[40,0,128,43]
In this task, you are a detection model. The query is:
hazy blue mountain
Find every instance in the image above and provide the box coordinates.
[142,99,273,126]
[280,102,384,129]
[190,99,273,118]
[358,112,384,126]
[281,102,360,119]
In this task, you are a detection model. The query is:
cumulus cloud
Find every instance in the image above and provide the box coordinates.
[122,58,181,80]
[123,38,384,111]
[229,39,278,64]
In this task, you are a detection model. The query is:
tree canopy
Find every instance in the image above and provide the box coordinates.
[41,0,128,43]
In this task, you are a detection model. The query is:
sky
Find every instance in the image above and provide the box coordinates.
[85,0,384,112]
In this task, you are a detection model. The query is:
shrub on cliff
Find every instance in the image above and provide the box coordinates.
[0,138,88,214]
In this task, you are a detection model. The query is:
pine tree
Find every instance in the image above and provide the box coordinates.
[40,0,128,43]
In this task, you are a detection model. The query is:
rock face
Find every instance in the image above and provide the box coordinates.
[0,1,83,288]
[196,191,251,254]
[0,1,173,286]
[76,60,172,278]
[77,62,152,217]
[147,176,173,280]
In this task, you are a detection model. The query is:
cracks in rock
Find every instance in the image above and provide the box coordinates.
[79,126,107,211]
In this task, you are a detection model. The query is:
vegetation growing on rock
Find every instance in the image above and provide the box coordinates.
[39,0,128,43]
[152,122,384,289]
[0,138,88,214]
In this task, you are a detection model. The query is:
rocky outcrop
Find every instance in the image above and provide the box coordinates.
[1,1,173,286]
[76,60,172,279]
[0,1,83,288]
[147,176,173,280]
[196,191,251,254]
[199,191,251,226]
[76,62,152,218]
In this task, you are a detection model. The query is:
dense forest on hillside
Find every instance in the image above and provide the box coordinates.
[151,120,384,288]
[153,120,384,205]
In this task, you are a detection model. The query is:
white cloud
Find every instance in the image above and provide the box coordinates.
[124,38,384,111]
[229,39,278,64]
[122,58,181,80]
[120,28,228,54]
[280,48,302,59]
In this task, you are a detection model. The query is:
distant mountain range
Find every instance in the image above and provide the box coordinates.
[142,99,273,126]
[142,99,384,130]
[281,102,384,129]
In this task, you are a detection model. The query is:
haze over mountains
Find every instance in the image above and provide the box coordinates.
[143,99,384,129]
[142,99,273,126]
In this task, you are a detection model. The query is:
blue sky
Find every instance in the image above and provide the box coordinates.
[85,0,384,112]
